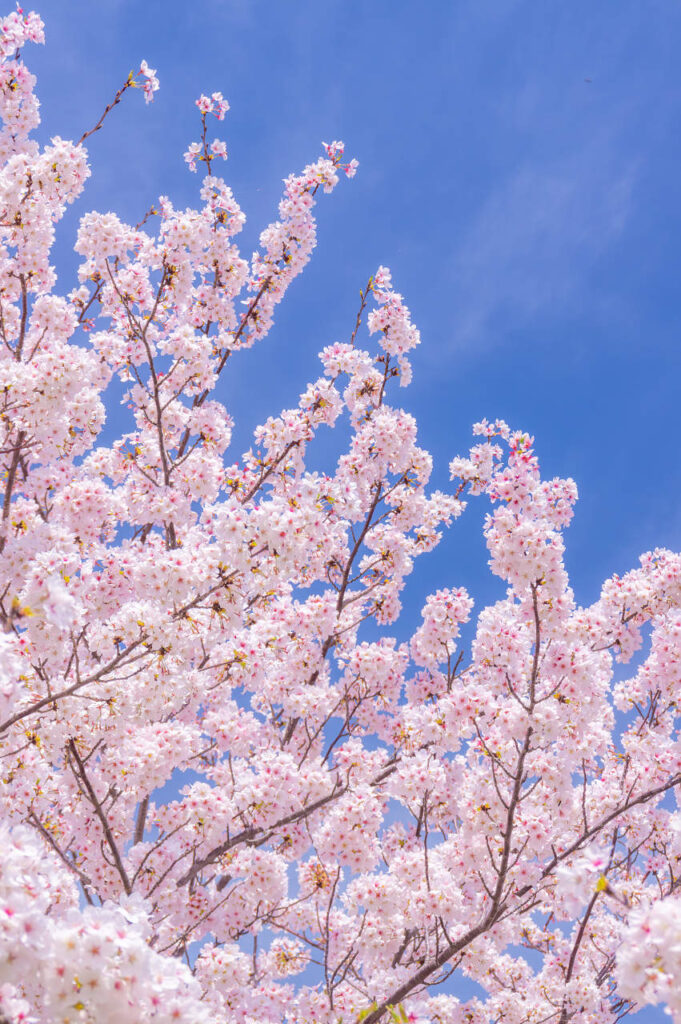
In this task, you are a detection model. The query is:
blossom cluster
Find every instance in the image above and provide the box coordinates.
[197,91,230,119]
[137,59,159,104]
[0,824,211,1023]
[616,897,681,1016]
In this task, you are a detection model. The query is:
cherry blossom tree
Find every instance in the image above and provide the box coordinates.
[2,8,681,1023]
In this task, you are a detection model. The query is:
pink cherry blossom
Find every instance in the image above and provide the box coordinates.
[2,10,681,1024]
[138,59,159,103]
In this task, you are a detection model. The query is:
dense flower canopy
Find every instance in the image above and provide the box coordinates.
[2,7,681,1024]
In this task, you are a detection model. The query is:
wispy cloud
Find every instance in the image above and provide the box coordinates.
[448,140,637,349]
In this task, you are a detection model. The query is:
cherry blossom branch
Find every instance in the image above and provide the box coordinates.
[336,483,383,614]
[66,738,132,895]
[15,273,27,359]
[77,61,157,145]
[350,276,374,348]
[77,75,136,146]
[173,277,271,465]
[1,429,26,533]
[27,810,95,897]
[176,755,402,888]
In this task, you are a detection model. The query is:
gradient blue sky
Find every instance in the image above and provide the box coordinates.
[22,2,681,1015]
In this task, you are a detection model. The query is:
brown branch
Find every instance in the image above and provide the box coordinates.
[27,810,94,894]
[361,919,492,1024]
[67,738,132,895]
[349,276,373,348]
[0,571,239,734]
[134,795,149,845]
[78,75,135,146]
[1,429,26,532]
[174,277,272,462]
[177,755,401,888]
[0,642,149,735]
[336,482,383,614]
[15,274,27,359]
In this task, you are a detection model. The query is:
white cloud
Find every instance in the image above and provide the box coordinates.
[448,140,637,348]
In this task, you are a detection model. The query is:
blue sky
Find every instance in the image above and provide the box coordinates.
[21,1,681,1015]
